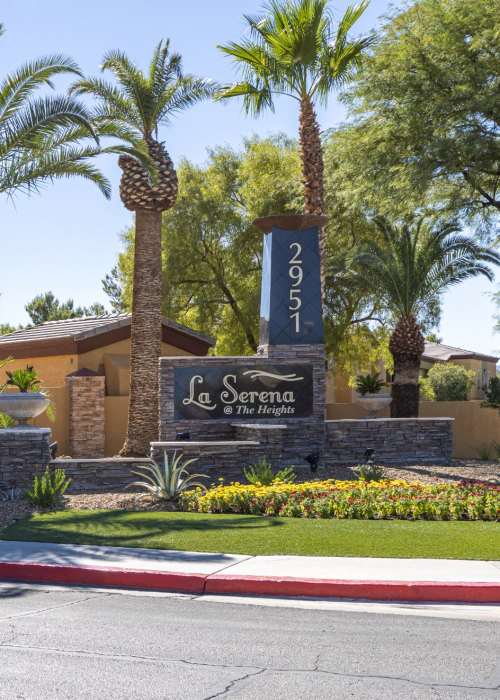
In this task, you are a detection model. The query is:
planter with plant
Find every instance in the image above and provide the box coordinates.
[0,365,51,427]
[354,372,391,417]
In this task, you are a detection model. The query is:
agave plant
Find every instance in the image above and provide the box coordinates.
[129,451,207,501]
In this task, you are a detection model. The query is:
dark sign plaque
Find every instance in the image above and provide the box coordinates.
[174,365,313,420]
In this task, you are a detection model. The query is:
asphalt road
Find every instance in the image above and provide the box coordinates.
[0,585,499,699]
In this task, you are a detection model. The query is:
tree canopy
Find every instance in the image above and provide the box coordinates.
[24,291,106,326]
[325,0,500,234]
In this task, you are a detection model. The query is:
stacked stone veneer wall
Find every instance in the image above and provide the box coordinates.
[50,417,453,492]
[67,375,105,458]
[0,428,52,489]
[324,418,454,465]
[158,344,326,454]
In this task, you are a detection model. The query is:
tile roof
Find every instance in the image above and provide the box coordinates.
[423,342,498,364]
[0,314,214,347]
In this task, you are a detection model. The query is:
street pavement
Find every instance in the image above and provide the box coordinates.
[0,584,499,699]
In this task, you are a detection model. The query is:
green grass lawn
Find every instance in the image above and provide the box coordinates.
[2,510,499,559]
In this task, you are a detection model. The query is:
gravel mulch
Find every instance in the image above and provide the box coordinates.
[317,460,500,485]
[0,499,36,529]
[64,491,178,512]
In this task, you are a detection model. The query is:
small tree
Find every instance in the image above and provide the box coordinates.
[483,376,500,408]
[426,363,475,402]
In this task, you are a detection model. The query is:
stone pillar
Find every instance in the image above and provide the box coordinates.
[66,369,105,458]
[0,428,52,489]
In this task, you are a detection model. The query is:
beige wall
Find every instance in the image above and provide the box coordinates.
[327,400,500,459]
[104,396,129,456]
[31,385,70,455]
[0,355,77,388]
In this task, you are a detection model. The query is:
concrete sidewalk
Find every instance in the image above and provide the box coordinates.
[0,540,499,603]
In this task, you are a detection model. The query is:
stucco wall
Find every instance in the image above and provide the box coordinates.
[0,355,77,388]
[0,340,194,392]
[327,400,500,459]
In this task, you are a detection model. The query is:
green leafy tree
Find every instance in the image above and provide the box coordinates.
[357,216,500,417]
[426,363,475,401]
[102,266,126,313]
[217,0,373,281]
[25,292,106,326]
[72,40,216,456]
[0,26,112,198]
[0,323,15,336]
[329,0,500,233]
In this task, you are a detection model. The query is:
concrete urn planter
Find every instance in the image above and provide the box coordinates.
[0,393,50,426]
[354,394,392,418]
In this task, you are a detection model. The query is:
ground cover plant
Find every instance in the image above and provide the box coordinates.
[2,511,498,560]
[180,479,499,521]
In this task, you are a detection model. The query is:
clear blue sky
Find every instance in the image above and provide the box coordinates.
[0,0,498,355]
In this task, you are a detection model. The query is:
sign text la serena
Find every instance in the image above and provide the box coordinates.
[174,365,313,420]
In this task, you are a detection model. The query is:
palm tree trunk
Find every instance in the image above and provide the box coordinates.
[389,315,425,418]
[120,209,162,456]
[299,94,325,287]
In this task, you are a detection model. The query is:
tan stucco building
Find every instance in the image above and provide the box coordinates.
[0,315,214,456]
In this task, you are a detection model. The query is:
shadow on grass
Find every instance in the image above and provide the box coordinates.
[0,511,285,562]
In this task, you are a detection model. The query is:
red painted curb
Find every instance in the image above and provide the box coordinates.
[1,562,499,603]
[205,575,500,603]
[0,562,206,594]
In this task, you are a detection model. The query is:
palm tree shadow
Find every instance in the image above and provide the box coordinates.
[2,511,284,564]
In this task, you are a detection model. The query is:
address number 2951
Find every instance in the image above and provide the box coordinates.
[288,242,303,333]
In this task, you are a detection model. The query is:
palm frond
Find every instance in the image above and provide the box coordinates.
[156,76,218,124]
[0,55,82,123]
[0,95,97,155]
[356,216,500,319]
[219,0,371,107]
[0,145,111,198]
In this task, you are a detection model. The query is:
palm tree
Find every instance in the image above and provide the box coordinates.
[71,41,216,456]
[0,32,110,198]
[217,0,372,282]
[357,216,500,417]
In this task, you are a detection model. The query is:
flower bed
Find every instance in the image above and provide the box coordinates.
[180,479,500,521]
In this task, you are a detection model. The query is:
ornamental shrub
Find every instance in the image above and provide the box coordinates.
[25,466,71,509]
[244,458,296,485]
[180,479,499,521]
[426,363,475,401]
[354,464,384,482]
[484,376,500,408]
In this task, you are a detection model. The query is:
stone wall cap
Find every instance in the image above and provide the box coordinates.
[51,457,151,463]
[151,441,261,447]
[325,417,455,423]
[232,423,288,430]
[0,427,51,434]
